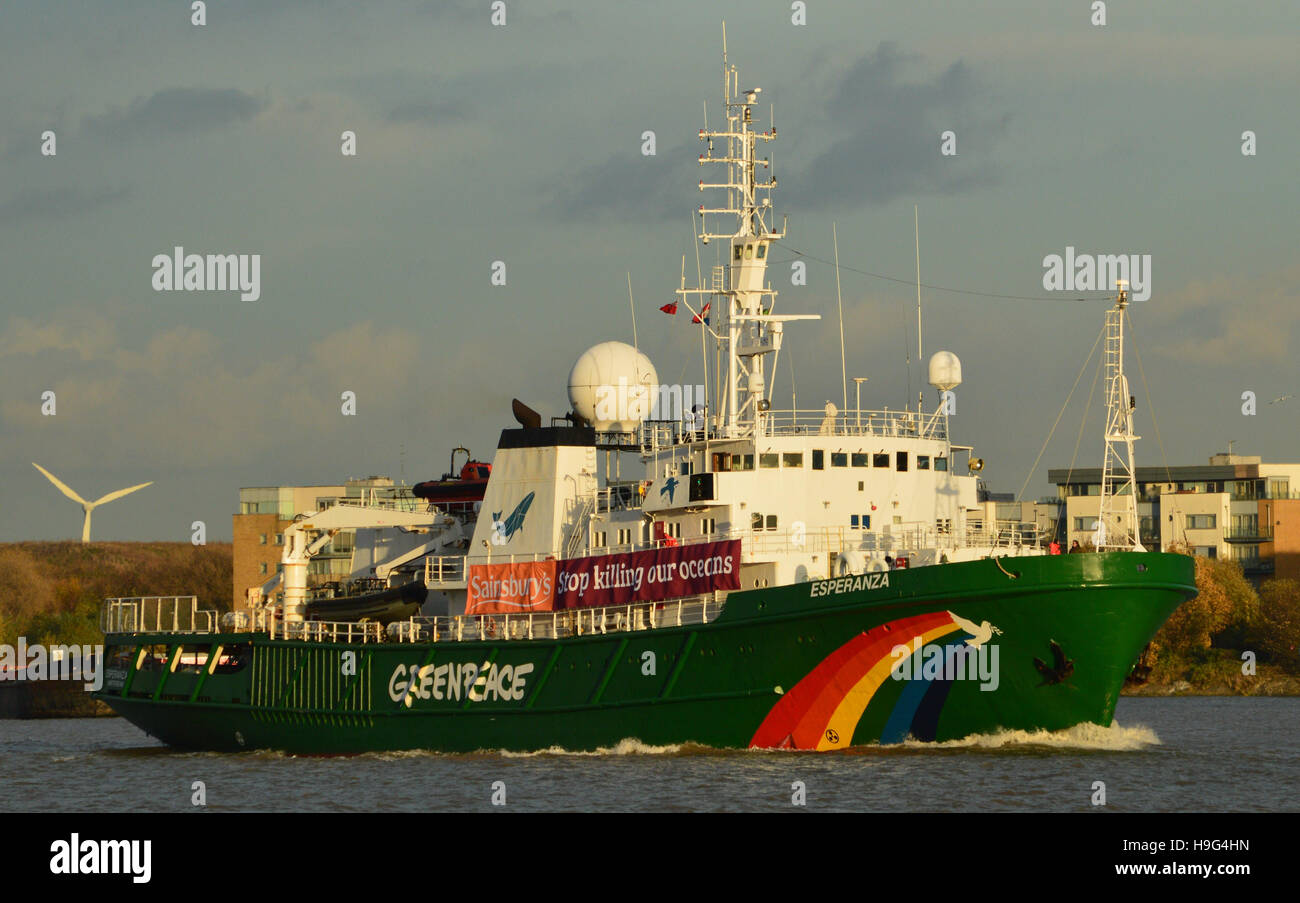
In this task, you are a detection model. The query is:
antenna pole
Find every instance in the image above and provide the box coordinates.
[833,221,847,412]
[627,271,638,349]
[915,205,923,412]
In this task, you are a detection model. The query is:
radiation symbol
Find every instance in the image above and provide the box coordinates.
[825,728,840,744]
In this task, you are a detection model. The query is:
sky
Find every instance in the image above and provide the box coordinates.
[1,0,1297,542]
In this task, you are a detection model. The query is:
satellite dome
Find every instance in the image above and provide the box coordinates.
[928,351,962,393]
[568,342,659,431]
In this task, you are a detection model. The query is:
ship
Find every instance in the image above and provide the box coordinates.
[93,48,1196,754]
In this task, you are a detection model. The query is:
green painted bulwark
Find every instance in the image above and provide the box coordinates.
[96,552,1196,754]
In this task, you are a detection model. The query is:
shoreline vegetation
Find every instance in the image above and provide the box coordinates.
[1,543,1296,718]
[0,542,232,717]
[1122,548,1300,696]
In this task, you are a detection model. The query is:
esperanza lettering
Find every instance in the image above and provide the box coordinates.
[558,552,734,599]
[388,661,536,707]
[808,572,890,598]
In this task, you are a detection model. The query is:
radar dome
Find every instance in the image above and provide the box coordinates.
[568,341,659,431]
[928,351,962,393]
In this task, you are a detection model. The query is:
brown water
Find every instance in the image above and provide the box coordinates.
[1,697,1296,812]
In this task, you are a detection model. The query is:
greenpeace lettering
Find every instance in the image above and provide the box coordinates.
[555,539,741,609]
[388,661,536,707]
[808,572,890,598]
[466,560,556,614]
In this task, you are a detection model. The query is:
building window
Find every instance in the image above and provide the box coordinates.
[851,453,868,467]
[274,533,284,545]
[812,450,824,470]
[896,452,909,472]
[760,453,779,469]
[1073,517,1092,531]
[831,452,848,467]
[259,534,267,545]
[1186,514,1216,530]
[782,453,803,468]
[259,562,268,575]
[874,453,890,468]
[917,455,930,470]
[1194,546,1217,559]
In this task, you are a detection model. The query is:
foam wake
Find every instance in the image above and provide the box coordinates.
[899,720,1161,751]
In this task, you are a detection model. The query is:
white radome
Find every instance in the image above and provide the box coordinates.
[928,351,962,393]
[568,341,659,431]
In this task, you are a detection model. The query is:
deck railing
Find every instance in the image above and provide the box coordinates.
[101,593,725,645]
[101,596,213,635]
[389,594,724,643]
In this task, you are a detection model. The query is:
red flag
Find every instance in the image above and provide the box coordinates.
[692,302,711,324]
[659,302,678,315]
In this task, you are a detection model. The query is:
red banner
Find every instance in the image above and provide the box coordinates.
[466,560,556,614]
[554,539,741,609]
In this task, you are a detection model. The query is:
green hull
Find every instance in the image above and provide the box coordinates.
[95,552,1195,753]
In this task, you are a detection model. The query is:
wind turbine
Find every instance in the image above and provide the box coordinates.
[32,463,153,543]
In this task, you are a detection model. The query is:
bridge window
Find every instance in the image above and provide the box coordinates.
[617,528,632,546]
[745,244,754,259]
[812,449,824,470]
[760,453,779,469]
[594,531,607,547]
[917,455,930,470]
[851,453,868,467]
[756,243,767,259]
[765,515,778,531]
[934,456,948,472]
[731,453,754,471]
[734,245,743,261]
[896,452,909,472]
[782,452,803,468]
[701,517,716,535]
[831,452,848,467]
[873,453,890,468]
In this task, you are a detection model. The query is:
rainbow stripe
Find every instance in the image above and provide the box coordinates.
[749,611,974,749]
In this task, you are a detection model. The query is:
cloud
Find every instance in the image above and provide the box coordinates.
[785,42,1006,209]
[1149,265,1300,366]
[0,185,130,224]
[386,98,470,125]
[80,87,267,141]
[546,142,697,221]
[0,312,424,466]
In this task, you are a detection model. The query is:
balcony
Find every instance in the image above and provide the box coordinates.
[1224,525,1273,542]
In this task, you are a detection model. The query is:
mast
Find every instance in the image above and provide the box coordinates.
[1096,281,1144,551]
[678,37,817,439]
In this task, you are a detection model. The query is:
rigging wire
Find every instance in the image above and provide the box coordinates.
[1016,323,1107,502]
[1064,334,1107,496]
[1125,309,1173,484]
[775,241,1106,303]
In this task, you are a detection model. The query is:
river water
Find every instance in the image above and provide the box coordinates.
[1,697,1295,812]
